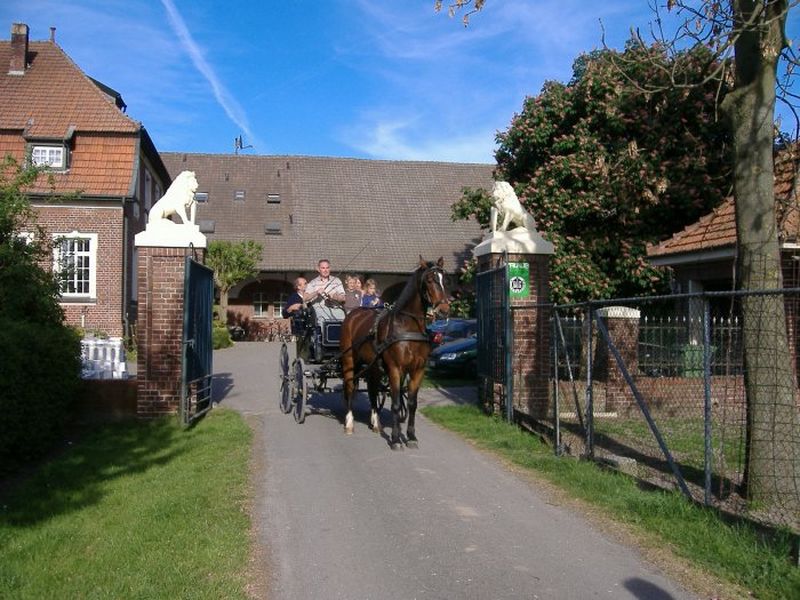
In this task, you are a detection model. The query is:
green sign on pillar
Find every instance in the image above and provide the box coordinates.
[508,262,529,299]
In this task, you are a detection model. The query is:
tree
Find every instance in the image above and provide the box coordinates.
[0,156,81,468]
[452,43,733,304]
[0,156,63,325]
[205,240,262,320]
[442,0,800,516]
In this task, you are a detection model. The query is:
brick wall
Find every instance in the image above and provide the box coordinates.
[34,203,126,336]
[136,246,191,417]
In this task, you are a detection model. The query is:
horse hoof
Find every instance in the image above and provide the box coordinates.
[406,439,418,449]
[390,442,404,451]
[344,426,354,435]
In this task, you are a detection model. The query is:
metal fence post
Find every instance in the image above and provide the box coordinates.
[586,303,594,458]
[553,309,561,455]
[504,260,513,423]
[703,296,712,506]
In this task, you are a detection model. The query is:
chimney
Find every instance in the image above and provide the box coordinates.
[49,26,56,43]
[9,23,29,75]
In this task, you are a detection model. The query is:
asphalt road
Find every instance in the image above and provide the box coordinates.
[213,342,696,600]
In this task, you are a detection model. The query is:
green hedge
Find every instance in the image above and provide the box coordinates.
[0,318,82,472]
[213,321,233,350]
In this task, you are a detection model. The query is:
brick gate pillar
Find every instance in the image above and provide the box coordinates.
[134,216,206,418]
[594,306,640,414]
[474,222,554,420]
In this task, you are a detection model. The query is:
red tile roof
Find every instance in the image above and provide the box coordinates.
[647,145,800,259]
[0,39,139,135]
[0,36,142,197]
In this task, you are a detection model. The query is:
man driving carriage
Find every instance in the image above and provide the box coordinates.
[292,259,346,362]
[304,259,346,319]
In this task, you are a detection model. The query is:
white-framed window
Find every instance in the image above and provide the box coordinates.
[253,292,286,318]
[253,292,269,317]
[31,144,66,169]
[53,232,97,300]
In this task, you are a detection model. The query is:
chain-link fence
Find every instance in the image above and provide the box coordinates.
[543,289,800,533]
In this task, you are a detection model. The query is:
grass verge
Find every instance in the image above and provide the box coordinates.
[422,404,799,600]
[0,408,252,600]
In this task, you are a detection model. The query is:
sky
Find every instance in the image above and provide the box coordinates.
[3,1,799,164]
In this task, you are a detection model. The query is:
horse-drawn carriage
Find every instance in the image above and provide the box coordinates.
[277,257,451,449]
[278,303,345,424]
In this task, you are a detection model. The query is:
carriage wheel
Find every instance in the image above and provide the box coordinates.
[293,358,307,424]
[279,343,292,414]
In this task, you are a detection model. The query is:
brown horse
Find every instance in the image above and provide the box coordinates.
[340,257,450,449]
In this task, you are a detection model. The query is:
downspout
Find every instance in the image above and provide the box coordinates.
[122,208,129,339]
[123,133,143,340]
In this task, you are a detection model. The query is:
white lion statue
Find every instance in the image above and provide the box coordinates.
[490,180,536,233]
[148,170,198,226]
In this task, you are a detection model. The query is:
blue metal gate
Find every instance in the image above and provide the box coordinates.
[181,256,214,425]
[476,262,512,420]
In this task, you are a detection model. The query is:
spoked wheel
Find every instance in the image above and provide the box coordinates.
[293,358,307,424]
[279,343,292,414]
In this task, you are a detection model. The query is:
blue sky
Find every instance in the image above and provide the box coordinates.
[3,1,798,163]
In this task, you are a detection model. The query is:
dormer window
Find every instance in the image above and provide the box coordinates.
[30,144,67,169]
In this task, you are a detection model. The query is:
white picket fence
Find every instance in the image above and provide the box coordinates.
[81,337,128,379]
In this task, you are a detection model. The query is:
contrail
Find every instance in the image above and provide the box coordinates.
[160,0,257,147]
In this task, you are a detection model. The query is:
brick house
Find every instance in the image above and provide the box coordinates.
[0,23,171,337]
[161,152,494,337]
[647,144,800,294]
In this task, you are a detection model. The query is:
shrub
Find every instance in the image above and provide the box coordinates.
[212,321,233,350]
[0,318,82,472]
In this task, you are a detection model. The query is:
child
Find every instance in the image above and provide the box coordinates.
[361,279,383,308]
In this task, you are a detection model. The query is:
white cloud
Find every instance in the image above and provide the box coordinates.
[159,0,259,148]
[344,116,495,163]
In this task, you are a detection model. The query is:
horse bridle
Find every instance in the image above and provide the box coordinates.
[419,265,448,315]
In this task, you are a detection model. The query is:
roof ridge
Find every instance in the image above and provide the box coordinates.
[159,150,493,167]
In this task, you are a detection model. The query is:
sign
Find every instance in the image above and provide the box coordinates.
[508,262,529,299]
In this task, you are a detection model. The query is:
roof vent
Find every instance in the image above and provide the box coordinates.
[9,23,29,76]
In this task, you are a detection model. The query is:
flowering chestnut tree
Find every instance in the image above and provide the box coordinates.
[453,43,733,304]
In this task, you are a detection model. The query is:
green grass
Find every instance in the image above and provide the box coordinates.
[0,409,253,600]
[593,416,746,470]
[422,404,800,600]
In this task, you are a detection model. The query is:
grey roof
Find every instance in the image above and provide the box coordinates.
[160,153,494,274]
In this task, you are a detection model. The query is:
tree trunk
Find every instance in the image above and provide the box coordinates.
[219,288,230,323]
[722,0,800,516]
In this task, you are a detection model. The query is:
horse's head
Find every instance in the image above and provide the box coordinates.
[418,256,450,319]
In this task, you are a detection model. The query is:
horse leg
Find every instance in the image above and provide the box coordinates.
[388,367,403,450]
[341,349,356,435]
[366,367,381,432]
[405,367,426,448]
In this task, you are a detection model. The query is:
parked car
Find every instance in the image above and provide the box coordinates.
[427,318,477,346]
[427,334,478,377]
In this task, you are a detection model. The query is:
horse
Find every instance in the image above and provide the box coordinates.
[340,257,450,449]
[490,180,536,233]
[148,170,198,226]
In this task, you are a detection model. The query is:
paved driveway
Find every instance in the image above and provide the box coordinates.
[213,342,697,600]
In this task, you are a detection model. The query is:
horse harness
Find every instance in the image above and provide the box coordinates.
[347,265,446,380]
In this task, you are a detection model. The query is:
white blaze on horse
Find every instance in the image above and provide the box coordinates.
[490,180,536,233]
[148,170,199,226]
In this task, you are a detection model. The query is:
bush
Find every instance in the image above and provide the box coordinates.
[0,318,82,472]
[212,321,233,350]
